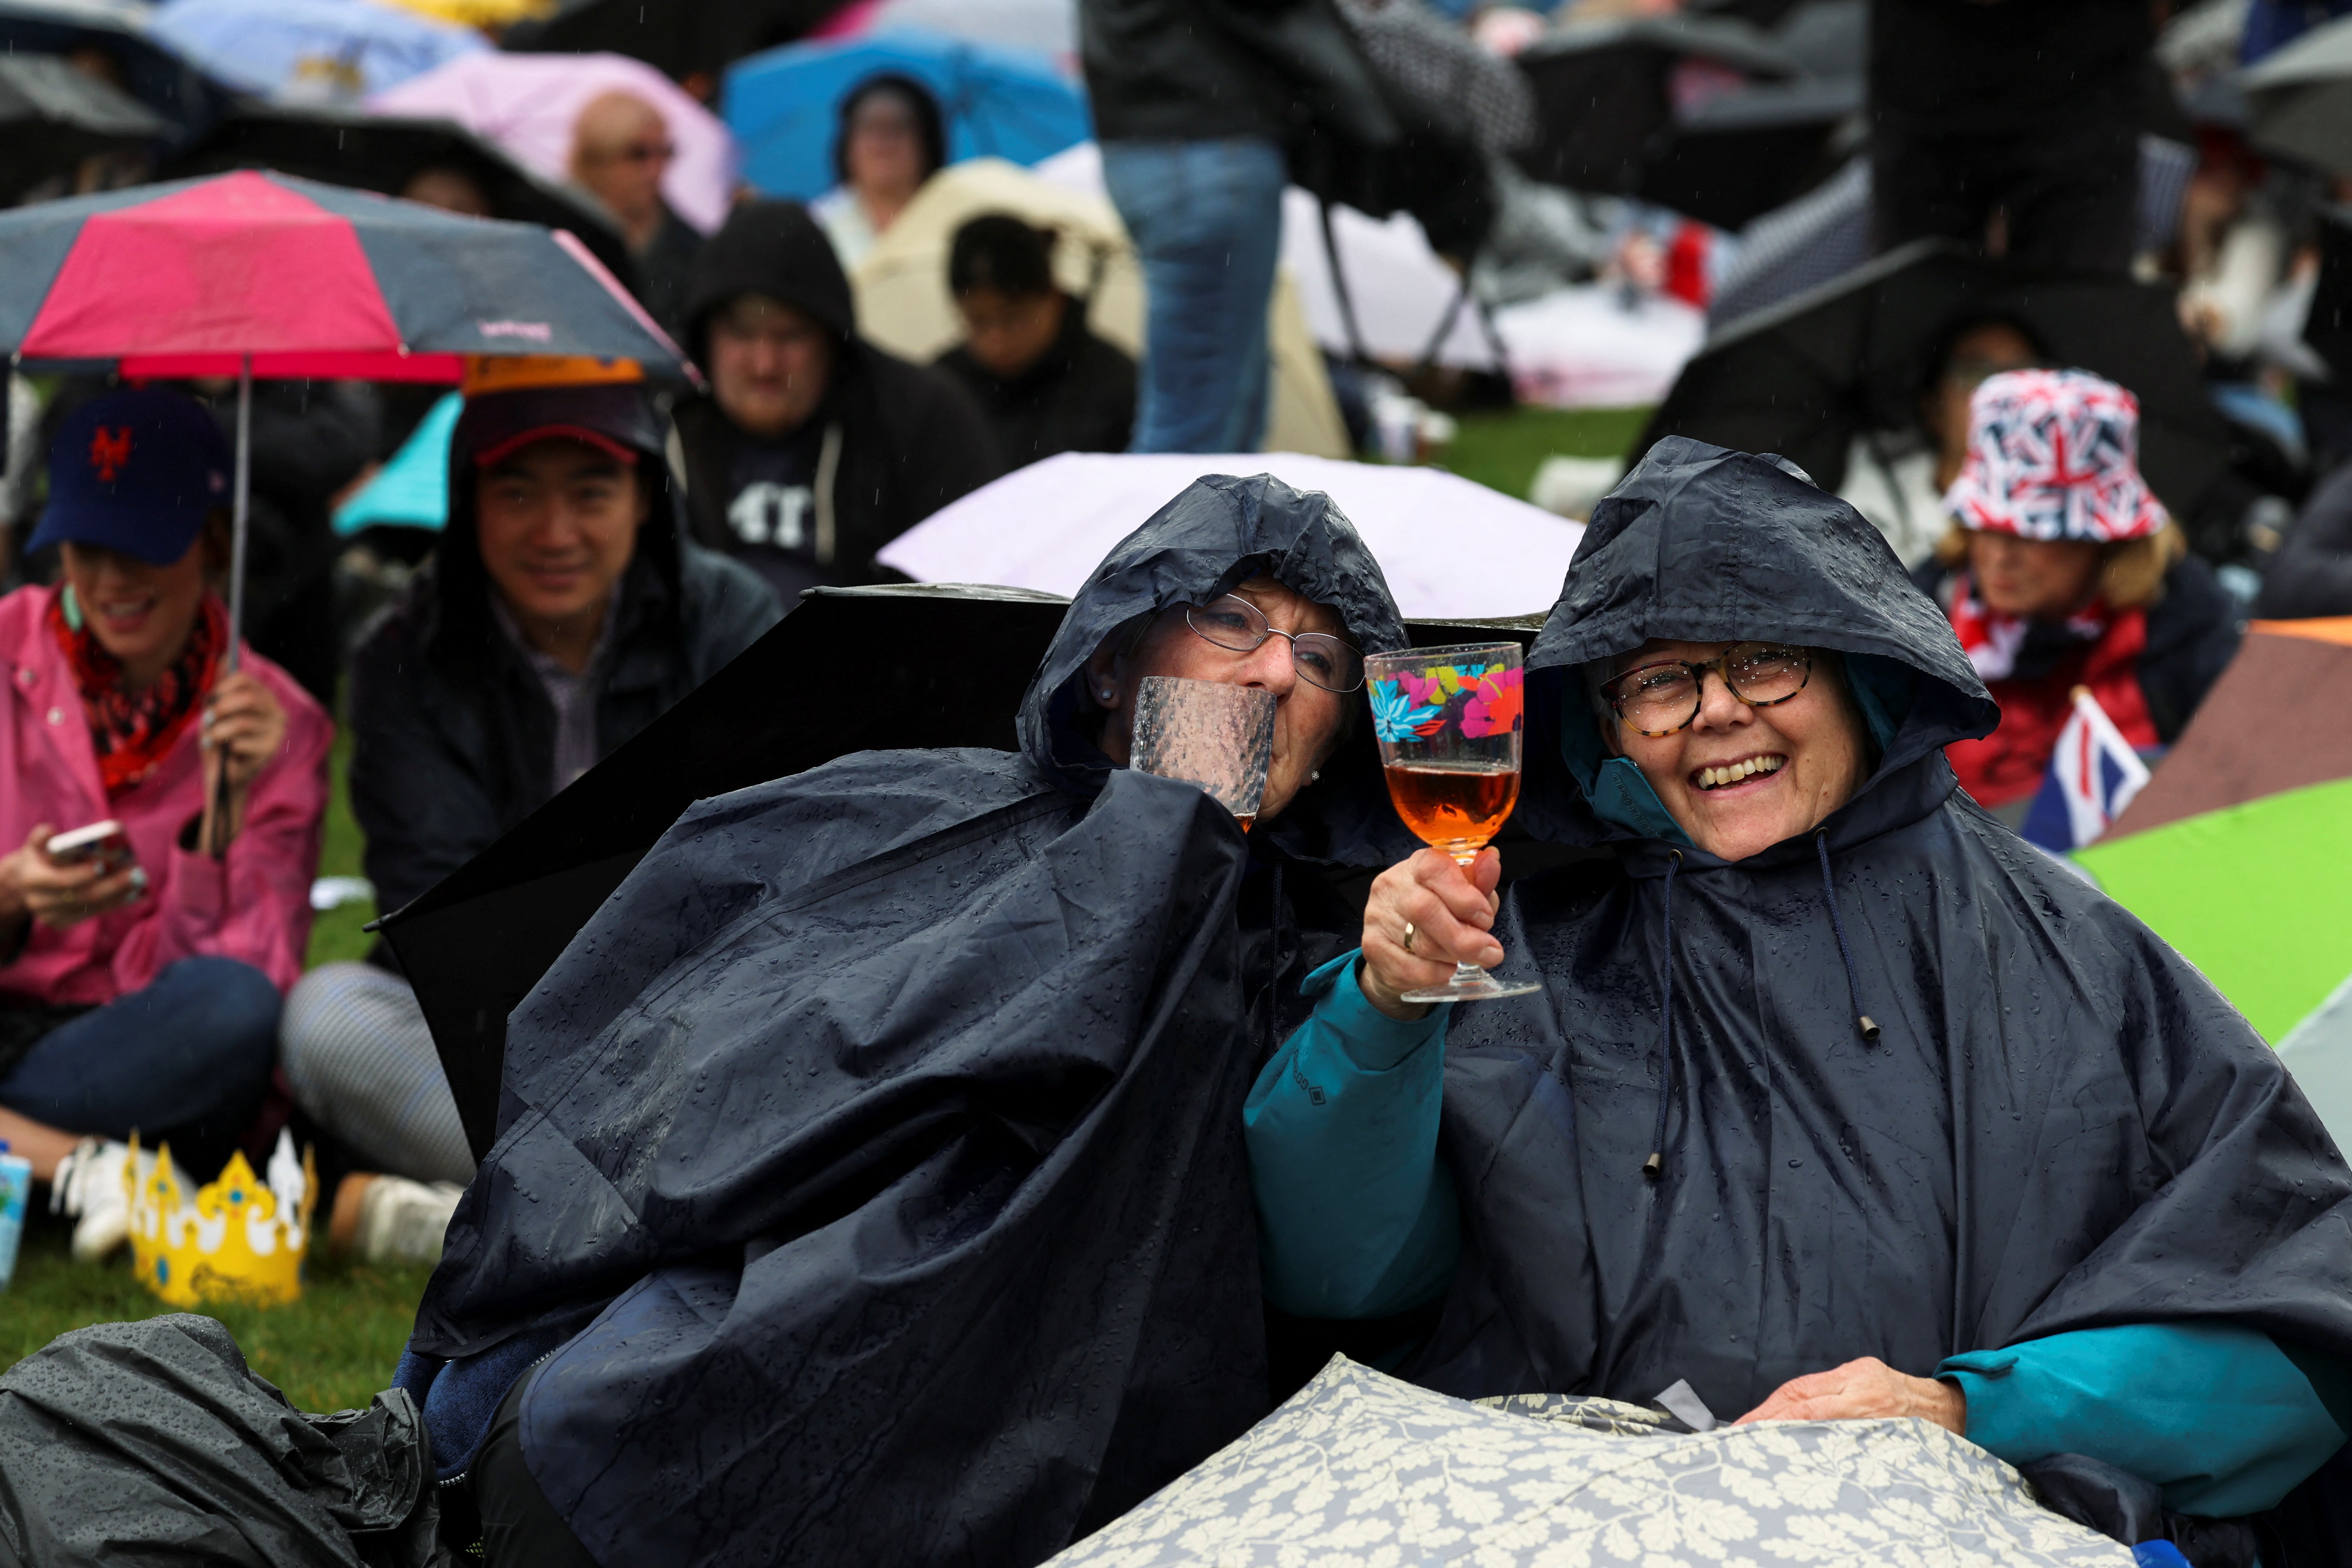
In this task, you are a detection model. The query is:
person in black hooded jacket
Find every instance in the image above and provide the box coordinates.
[670,200,1001,606]
[275,377,778,1214]
[390,473,1421,1567]
[1246,438,2352,1563]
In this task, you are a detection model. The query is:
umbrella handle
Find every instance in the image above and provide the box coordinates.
[208,356,251,859]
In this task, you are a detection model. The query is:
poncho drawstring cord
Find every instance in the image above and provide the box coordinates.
[1644,850,1682,1179]
[1814,830,1881,1044]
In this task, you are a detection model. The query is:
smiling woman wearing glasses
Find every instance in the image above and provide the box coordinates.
[1244,438,2352,1557]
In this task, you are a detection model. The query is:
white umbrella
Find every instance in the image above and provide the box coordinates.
[875,453,1586,620]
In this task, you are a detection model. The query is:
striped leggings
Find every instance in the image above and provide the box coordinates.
[279,962,475,1185]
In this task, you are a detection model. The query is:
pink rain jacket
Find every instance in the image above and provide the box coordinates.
[0,584,331,1006]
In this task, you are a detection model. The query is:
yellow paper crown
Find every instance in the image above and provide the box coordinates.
[125,1132,317,1309]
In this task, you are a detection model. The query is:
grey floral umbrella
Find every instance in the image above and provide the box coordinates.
[1045,1356,2137,1568]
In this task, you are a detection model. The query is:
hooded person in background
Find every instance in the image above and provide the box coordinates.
[670,200,1001,607]
[1915,369,2240,815]
[276,369,777,1264]
[1244,438,2352,1562]
[393,474,1418,1567]
[934,213,1138,467]
[568,90,704,343]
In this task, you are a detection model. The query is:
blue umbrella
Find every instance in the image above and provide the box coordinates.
[147,0,486,104]
[334,390,461,535]
[724,27,1090,201]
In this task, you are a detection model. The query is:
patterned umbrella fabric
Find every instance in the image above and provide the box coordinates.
[367,50,736,236]
[1045,1356,2136,1568]
[0,168,683,381]
[147,0,486,104]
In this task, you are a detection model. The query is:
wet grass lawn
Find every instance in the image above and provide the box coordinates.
[0,402,1650,1413]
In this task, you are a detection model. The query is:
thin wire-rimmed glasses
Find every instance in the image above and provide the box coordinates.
[1185,596,1365,692]
[1600,644,1813,737]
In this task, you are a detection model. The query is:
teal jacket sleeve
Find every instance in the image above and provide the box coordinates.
[1942,1322,2352,1517]
[1243,950,1460,1320]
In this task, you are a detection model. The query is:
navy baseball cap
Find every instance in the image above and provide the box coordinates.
[30,388,232,565]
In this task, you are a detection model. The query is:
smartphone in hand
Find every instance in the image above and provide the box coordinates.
[44,819,133,871]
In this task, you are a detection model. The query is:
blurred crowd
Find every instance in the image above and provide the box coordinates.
[1,0,2351,1274]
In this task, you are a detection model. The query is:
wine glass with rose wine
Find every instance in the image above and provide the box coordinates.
[1365,642,1540,1003]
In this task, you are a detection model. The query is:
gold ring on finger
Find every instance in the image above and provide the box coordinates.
[1402,920,1416,954]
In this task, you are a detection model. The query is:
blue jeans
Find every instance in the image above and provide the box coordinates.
[0,957,281,1178]
[1100,137,1287,454]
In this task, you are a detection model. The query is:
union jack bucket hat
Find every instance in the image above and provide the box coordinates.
[1943,368,2167,543]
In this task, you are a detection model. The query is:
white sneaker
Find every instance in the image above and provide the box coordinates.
[48,1138,188,1263]
[349,1175,464,1266]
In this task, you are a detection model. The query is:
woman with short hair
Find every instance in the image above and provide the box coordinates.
[1247,437,2352,1551]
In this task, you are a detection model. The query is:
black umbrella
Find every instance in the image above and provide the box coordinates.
[1636,239,2232,523]
[2242,13,2352,179]
[378,585,1548,1160]
[1635,73,1862,232]
[1513,13,1797,196]
[0,52,165,200]
[159,103,642,299]
[498,0,836,88]
[0,0,225,151]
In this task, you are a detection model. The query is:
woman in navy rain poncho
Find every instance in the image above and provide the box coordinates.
[1249,438,2352,1558]
[393,473,1423,1567]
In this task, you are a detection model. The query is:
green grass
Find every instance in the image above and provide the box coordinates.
[1,1209,433,1414]
[307,714,379,969]
[1,693,407,1412]
[1438,405,1653,503]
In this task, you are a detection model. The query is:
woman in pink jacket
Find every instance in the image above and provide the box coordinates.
[0,388,330,1259]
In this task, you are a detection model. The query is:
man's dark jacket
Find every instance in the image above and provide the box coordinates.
[1080,0,1396,147]
[395,474,1420,1567]
[349,387,780,921]
[670,201,999,584]
[934,295,1137,466]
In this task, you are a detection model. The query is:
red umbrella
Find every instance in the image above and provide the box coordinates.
[0,168,685,845]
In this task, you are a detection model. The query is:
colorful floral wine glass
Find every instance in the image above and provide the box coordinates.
[1131,676,1276,830]
[1365,642,1540,1003]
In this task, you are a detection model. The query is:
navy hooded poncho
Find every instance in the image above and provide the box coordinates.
[394,473,1414,1566]
[1247,439,2352,1549]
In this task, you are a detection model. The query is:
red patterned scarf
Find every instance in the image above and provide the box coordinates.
[47,589,225,796]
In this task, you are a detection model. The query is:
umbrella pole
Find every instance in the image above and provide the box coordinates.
[208,355,251,858]
[226,354,250,673]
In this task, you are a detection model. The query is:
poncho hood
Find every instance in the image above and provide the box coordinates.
[1524,437,1997,855]
[1016,470,1414,866]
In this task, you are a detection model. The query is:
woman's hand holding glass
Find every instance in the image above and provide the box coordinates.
[1358,848,1505,1021]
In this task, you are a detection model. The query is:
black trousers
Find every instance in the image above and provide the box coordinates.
[472,1368,602,1568]
[1872,116,2140,275]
